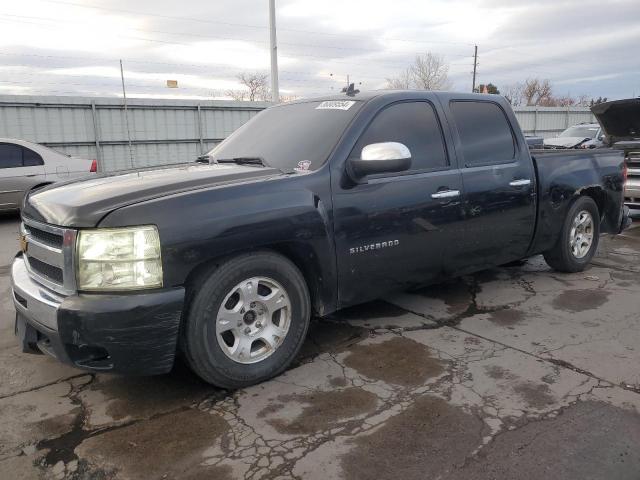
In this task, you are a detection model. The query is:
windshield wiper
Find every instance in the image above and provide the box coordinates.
[210,156,295,175]
[216,157,267,167]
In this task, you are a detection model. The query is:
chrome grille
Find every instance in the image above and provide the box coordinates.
[24,224,63,248]
[22,218,77,295]
[28,257,64,284]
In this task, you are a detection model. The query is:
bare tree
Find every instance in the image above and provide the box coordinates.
[411,53,453,90]
[575,94,590,107]
[522,78,553,106]
[386,52,452,91]
[225,72,270,101]
[386,67,412,90]
[225,89,248,101]
[503,80,590,108]
[238,72,270,101]
[503,83,524,106]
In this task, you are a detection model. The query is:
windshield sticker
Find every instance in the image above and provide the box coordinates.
[295,160,312,172]
[316,100,355,110]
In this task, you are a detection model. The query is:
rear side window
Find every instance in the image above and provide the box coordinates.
[0,144,23,168]
[22,147,44,166]
[353,101,448,172]
[450,101,516,166]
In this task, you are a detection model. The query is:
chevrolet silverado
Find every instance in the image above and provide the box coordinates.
[11,91,630,388]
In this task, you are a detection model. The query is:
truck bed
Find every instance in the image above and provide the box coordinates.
[527,147,626,255]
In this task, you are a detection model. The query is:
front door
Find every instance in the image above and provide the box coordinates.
[331,100,465,307]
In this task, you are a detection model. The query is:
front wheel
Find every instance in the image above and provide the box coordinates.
[182,252,311,388]
[543,196,600,273]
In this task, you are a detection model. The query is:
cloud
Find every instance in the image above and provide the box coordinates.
[0,0,638,100]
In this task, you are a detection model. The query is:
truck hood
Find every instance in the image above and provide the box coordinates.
[591,98,640,144]
[23,163,283,227]
[543,137,589,149]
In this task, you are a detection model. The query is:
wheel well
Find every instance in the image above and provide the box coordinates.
[30,182,52,192]
[579,187,605,217]
[182,244,327,317]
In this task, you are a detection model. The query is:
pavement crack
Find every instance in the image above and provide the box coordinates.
[448,325,640,397]
[0,373,89,400]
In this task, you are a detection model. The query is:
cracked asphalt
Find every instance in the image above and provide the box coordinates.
[1,213,639,480]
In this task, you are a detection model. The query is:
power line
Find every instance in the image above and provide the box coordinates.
[0,48,473,73]
[0,13,473,57]
[32,0,475,47]
[0,62,399,83]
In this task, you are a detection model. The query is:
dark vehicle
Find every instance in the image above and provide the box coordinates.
[11,91,630,388]
[591,98,640,216]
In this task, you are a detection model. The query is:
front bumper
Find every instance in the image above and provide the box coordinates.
[11,254,185,375]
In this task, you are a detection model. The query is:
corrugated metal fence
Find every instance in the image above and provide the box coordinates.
[514,107,597,139]
[0,95,597,172]
[0,95,269,172]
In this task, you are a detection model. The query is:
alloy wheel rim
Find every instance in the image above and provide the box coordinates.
[215,276,291,364]
[569,210,594,259]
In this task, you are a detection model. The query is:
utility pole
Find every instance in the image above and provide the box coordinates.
[471,45,478,93]
[268,0,279,103]
[119,60,134,169]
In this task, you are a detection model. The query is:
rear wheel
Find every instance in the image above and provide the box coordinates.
[182,251,310,388]
[543,196,600,272]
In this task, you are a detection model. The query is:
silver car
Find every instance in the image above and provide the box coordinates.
[543,123,604,149]
[0,138,96,212]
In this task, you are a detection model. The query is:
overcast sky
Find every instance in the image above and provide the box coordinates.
[0,0,638,101]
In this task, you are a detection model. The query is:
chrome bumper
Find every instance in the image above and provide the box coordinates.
[625,178,640,207]
[11,255,64,331]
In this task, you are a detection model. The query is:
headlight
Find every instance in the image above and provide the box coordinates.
[76,226,163,291]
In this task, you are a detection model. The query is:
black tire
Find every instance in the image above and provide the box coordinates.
[543,196,600,273]
[182,251,310,388]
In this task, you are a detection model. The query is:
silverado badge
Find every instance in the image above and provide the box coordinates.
[349,239,399,255]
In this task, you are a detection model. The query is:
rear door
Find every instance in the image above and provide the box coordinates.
[0,143,45,209]
[442,99,536,274]
[332,100,465,307]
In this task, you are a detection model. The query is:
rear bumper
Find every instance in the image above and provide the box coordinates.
[11,254,185,375]
[625,178,640,215]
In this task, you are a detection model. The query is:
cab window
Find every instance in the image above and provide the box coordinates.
[352,101,449,173]
[450,101,516,167]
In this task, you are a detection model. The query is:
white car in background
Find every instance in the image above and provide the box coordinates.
[543,123,604,149]
[0,138,96,212]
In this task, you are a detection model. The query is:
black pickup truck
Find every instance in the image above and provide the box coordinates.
[12,91,630,388]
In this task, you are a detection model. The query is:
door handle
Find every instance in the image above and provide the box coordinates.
[25,174,37,178]
[509,179,531,187]
[431,189,461,199]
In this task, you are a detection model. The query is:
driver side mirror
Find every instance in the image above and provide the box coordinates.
[348,142,412,181]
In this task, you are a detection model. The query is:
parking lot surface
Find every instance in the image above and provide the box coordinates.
[0,213,639,480]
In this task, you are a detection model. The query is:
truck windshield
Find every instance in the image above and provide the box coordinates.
[559,126,599,138]
[207,100,362,172]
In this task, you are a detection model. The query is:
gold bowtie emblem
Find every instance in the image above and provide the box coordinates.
[19,234,28,254]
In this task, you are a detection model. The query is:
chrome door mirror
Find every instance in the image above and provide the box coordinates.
[349,142,412,180]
